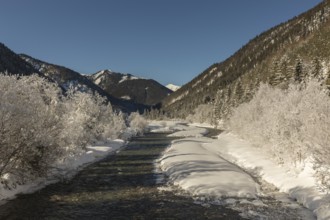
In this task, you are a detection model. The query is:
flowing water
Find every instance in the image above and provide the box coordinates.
[0,132,243,220]
[0,130,315,219]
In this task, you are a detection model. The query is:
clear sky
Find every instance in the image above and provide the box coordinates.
[0,0,323,86]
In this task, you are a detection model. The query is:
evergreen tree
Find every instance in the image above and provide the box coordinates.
[212,89,222,127]
[280,55,291,82]
[294,59,304,83]
[234,79,244,104]
[269,60,283,86]
[311,57,322,80]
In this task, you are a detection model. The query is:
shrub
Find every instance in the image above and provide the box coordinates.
[0,75,64,185]
[128,112,148,136]
[228,80,330,187]
[0,74,136,187]
[186,104,213,124]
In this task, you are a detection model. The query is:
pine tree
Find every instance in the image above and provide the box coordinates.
[311,57,322,80]
[269,60,283,86]
[280,55,291,82]
[294,59,304,83]
[212,89,223,127]
[234,79,244,105]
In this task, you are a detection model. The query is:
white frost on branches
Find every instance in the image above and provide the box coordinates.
[228,80,330,188]
[0,74,146,188]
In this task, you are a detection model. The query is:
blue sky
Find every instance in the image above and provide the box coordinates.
[0,0,322,86]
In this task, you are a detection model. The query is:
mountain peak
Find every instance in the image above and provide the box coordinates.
[89,70,172,106]
[166,84,181,92]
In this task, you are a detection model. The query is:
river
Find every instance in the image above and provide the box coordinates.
[0,132,244,219]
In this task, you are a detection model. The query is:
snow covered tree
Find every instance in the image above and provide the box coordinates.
[127,112,148,136]
[228,79,330,189]
[269,60,283,86]
[0,73,138,187]
[0,74,64,185]
[311,57,322,80]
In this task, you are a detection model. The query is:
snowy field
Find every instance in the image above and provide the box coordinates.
[0,139,125,204]
[151,121,330,220]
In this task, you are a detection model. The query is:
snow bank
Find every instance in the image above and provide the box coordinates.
[168,127,208,137]
[0,139,125,203]
[158,135,260,198]
[148,120,186,133]
[204,133,330,220]
[156,122,326,219]
[156,123,262,199]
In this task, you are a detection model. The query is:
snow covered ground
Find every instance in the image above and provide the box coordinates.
[151,121,329,220]
[0,139,125,204]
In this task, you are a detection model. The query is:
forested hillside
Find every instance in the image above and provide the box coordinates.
[162,0,330,121]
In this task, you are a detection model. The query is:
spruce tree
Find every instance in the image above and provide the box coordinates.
[294,59,304,83]
[311,57,322,80]
[269,60,283,86]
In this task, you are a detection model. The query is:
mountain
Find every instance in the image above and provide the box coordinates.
[0,43,42,76]
[19,54,146,112]
[89,70,172,106]
[166,84,181,92]
[162,0,330,119]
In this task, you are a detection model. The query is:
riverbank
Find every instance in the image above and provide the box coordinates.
[0,132,242,219]
[152,121,317,219]
[0,139,125,204]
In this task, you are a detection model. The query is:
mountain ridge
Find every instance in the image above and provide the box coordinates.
[89,69,172,106]
[162,0,330,119]
[19,54,149,112]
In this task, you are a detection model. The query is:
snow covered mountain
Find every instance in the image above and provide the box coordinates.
[166,84,181,92]
[89,70,172,106]
[162,0,330,119]
[19,54,147,112]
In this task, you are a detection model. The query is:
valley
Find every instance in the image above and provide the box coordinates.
[1,1,330,219]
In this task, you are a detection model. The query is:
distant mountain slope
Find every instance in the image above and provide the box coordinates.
[20,54,146,112]
[0,43,42,76]
[90,70,172,106]
[162,0,330,119]
[166,84,181,92]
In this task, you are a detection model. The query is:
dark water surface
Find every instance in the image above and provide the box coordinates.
[0,132,242,220]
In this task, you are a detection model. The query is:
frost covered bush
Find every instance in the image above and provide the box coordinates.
[0,75,64,185]
[186,104,213,124]
[0,74,133,187]
[228,80,330,187]
[127,112,148,136]
[63,89,128,144]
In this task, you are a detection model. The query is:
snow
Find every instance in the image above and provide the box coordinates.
[159,136,260,198]
[167,126,208,137]
[94,70,110,79]
[209,67,217,74]
[156,122,260,199]
[207,132,330,220]
[93,69,114,84]
[166,84,181,92]
[168,91,189,105]
[0,139,125,203]
[119,74,140,83]
[94,76,103,85]
[153,121,329,219]
[120,95,131,100]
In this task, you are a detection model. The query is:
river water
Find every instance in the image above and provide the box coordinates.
[0,132,244,219]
